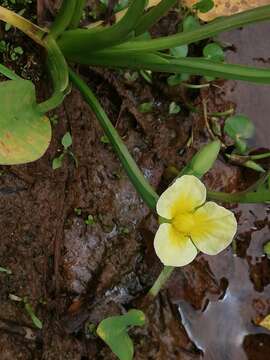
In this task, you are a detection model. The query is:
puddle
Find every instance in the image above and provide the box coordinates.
[175,22,270,360]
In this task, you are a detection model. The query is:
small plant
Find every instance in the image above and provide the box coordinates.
[84,214,95,225]
[1,1,270,358]
[0,266,12,274]
[52,132,77,169]
[97,310,145,360]
[9,294,42,329]
[224,114,255,154]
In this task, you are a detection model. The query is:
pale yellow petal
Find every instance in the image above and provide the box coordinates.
[156,175,206,219]
[191,202,237,255]
[154,223,197,267]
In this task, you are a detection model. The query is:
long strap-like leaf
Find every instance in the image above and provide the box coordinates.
[135,0,177,36]
[65,51,270,85]
[99,4,270,53]
[58,0,147,56]
[50,0,77,38]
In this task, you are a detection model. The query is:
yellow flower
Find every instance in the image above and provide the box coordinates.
[154,175,237,267]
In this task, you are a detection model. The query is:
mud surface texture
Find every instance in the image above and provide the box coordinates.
[0,2,270,360]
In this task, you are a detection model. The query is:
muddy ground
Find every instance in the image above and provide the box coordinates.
[0,2,270,359]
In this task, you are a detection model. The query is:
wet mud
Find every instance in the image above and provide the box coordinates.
[0,5,270,360]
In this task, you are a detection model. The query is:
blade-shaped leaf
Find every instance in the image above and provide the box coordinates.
[97,309,145,360]
[0,79,51,165]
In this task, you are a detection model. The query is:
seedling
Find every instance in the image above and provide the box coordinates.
[0,266,12,274]
[9,294,42,329]
[85,214,95,225]
[74,207,82,216]
[169,101,181,114]
[138,101,153,113]
[224,114,255,154]
[97,309,145,360]
[52,132,78,169]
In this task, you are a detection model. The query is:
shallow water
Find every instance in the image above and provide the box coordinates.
[177,23,270,360]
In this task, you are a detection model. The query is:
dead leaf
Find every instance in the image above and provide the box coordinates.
[259,314,270,330]
[183,0,270,21]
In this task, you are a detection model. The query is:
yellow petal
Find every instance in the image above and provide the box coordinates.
[156,175,206,219]
[154,223,197,266]
[191,202,237,255]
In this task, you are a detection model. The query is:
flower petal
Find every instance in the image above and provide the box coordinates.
[157,175,206,219]
[191,202,237,255]
[154,223,197,267]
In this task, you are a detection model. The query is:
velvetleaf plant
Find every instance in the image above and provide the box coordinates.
[1,1,270,359]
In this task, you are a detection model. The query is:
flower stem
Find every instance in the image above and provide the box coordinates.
[0,6,46,46]
[148,266,174,298]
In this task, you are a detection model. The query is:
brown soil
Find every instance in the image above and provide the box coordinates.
[0,3,270,360]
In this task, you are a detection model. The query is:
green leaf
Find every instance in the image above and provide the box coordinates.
[224,115,255,154]
[193,0,214,13]
[135,0,178,36]
[97,309,146,360]
[85,214,95,225]
[169,101,181,114]
[203,43,225,62]
[0,79,51,165]
[170,45,188,58]
[167,73,190,86]
[62,132,72,149]
[52,153,65,170]
[59,0,147,54]
[139,101,153,113]
[264,241,270,257]
[24,301,43,329]
[100,135,110,144]
[0,266,12,275]
[182,15,200,32]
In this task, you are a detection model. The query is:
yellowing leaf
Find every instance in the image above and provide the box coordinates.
[0,79,51,165]
[183,0,270,21]
[259,314,270,330]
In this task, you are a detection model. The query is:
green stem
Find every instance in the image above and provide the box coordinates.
[210,108,234,117]
[69,0,87,29]
[207,189,270,203]
[50,0,77,38]
[38,36,69,113]
[66,51,270,84]
[249,152,270,160]
[148,266,174,298]
[0,5,46,46]
[105,5,270,53]
[69,68,158,209]
[135,0,177,36]
[182,82,210,89]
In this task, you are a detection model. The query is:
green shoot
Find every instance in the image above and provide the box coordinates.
[97,309,145,360]
[224,114,255,154]
[52,132,77,170]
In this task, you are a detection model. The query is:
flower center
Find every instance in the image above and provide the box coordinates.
[172,212,195,235]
